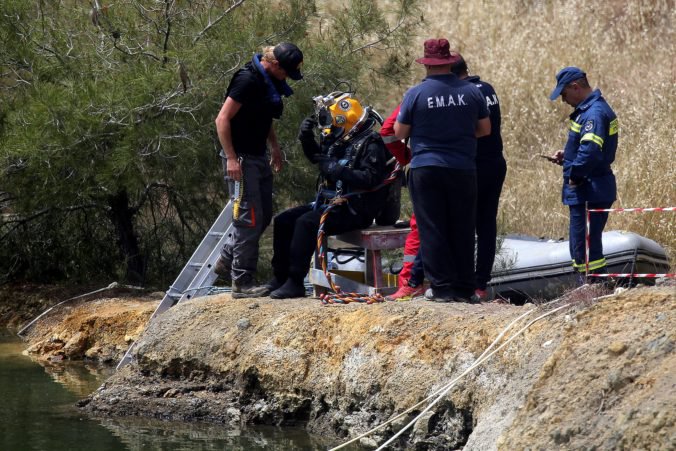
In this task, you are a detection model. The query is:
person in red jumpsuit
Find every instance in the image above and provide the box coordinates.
[380,105,425,301]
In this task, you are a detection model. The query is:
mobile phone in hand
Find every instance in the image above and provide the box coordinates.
[539,154,560,163]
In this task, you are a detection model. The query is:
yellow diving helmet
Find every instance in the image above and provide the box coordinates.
[327,94,365,134]
[314,92,370,140]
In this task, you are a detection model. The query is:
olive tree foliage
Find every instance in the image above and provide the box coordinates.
[0,0,419,286]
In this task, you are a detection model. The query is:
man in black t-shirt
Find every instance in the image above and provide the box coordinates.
[451,55,506,301]
[214,42,303,299]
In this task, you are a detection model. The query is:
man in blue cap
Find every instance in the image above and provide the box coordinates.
[547,66,618,281]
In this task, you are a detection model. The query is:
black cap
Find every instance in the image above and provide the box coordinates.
[273,42,303,81]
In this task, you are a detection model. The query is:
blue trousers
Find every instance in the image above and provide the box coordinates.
[568,202,612,272]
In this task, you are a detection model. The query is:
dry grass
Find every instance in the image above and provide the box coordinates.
[377,0,675,261]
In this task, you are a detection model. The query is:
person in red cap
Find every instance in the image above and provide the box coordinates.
[214,42,303,298]
[394,38,490,303]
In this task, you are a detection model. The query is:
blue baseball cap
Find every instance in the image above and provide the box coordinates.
[549,66,586,100]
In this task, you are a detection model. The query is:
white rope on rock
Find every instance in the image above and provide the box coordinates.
[373,302,571,450]
[328,292,582,451]
[328,306,537,451]
[330,283,618,450]
[17,282,144,336]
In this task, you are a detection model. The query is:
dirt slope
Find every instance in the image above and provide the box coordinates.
[499,287,675,450]
[46,284,674,450]
[0,283,102,329]
[21,294,158,363]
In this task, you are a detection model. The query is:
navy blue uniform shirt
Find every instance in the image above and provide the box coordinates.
[561,89,618,205]
[397,73,489,170]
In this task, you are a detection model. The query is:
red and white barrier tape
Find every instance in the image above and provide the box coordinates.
[588,207,676,213]
[587,273,674,278]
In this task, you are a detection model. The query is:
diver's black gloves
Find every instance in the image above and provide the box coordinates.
[298,117,320,163]
[299,117,317,139]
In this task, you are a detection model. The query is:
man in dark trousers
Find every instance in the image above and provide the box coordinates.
[214,43,303,298]
[266,93,390,299]
[394,38,490,303]
[451,55,507,301]
[547,67,618,280]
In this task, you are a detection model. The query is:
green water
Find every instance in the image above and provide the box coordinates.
[0,334,326,451]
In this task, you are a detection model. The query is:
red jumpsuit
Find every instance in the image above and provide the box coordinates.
[380,105,420,289]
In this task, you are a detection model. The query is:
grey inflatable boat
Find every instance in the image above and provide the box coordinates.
[327,229,671,302]
[488,230,671,301]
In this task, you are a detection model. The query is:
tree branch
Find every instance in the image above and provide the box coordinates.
[112,40,162,62]
[349,15,406,54]
[131,182,171,214]
[215,54,242,83]
[193,0,246,44]
[162,0,174,64]
[0,203,103,242]
[167,190,195,235]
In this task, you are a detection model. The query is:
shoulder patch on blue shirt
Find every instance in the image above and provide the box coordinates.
[584,120,594,131]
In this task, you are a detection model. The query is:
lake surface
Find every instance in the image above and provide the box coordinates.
[0,334,328,450]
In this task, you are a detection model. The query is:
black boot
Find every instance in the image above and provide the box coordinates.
[270,278,305,299]
[264,276,285,293]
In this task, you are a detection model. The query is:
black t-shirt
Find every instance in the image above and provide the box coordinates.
[466,75,503,161]
[225,62,284,156]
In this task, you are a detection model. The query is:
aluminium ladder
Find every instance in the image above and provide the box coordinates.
[116,201,234,369]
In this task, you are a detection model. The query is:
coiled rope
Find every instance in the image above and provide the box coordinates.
[318,163,401,305]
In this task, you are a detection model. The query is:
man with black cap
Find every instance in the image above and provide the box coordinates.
[214,42,303,298]
[394,38,491,303]
[547,66,618,280]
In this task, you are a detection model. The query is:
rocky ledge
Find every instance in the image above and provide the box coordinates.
[71,285,674,450]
